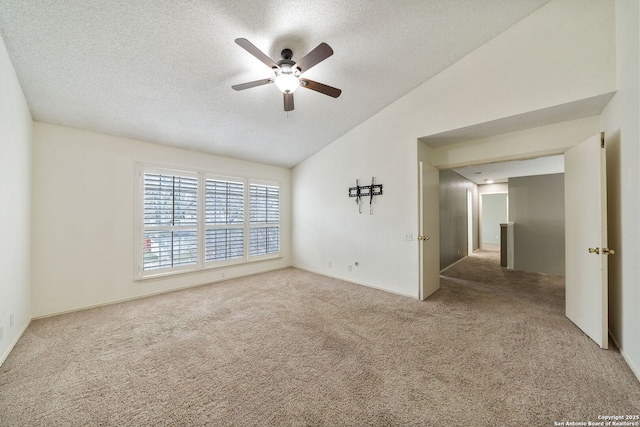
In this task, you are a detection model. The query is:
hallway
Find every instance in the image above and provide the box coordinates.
[440,248,565,312]
[435,249,640,420]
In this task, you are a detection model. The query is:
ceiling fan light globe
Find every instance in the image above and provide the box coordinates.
[274,74,300,93]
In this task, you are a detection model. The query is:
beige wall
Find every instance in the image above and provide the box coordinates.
[0,34,32,365]
[31,123,292,317]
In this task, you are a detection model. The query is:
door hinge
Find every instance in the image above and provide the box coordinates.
[601,132,605,148]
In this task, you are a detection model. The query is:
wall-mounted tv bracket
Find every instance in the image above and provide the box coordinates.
[348,177,383,214]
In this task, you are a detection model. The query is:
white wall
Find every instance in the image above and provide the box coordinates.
[481,194,508,244]
[292,0,615,298]
[0,35,32,364]
[601,0,640,380]
[403,0,615,142]
[431,116,602,169]
[478,185,508,253]
[31,123,291,317]
[478,183,508,195]
[291,123,420,297]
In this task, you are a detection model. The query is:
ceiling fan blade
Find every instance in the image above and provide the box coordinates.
[232,78,273,91]
[284,92,294,111]
[299,78,342,98]
[235,38,279,69]
[294,42,333,74]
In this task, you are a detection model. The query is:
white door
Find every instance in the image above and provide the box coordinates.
[565,133,610,349]
[419,161,440,300]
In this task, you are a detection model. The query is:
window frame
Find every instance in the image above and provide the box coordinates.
[248,180,281,261]
[203,174,246,268]
[138,166,200,277]
[135,163,281,280]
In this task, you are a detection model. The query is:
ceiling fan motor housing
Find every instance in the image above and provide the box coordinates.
[280,48,293,60]
[277,49,297,76]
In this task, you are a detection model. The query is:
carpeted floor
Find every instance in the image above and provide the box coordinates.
[1,250,639,426]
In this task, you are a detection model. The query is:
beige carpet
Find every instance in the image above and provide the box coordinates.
[1,251,639,426]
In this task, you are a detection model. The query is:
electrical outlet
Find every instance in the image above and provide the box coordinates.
[347,264,352,272]
[0,326,3,341]
[328,260,332,268]
[10,314,14,328]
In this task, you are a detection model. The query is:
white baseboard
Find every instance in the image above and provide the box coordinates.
[621,350,640,383]
[440,255,468,274]
[294,266,417,299]
[609,330,640,383]
[5,267,292,365]
[0,319,31,367]
[33,265,292,320]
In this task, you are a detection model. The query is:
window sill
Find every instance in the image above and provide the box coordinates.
[135,254,283,282]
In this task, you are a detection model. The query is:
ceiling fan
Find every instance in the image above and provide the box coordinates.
[231,38,342,112]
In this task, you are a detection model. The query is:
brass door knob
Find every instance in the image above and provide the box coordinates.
[418,236,429,241]
[588,247,615,255]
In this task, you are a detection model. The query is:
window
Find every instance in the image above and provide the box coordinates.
[249,183,280,256]
[142,172,198,272]
[137,165,281,279]
[205,178,244,262]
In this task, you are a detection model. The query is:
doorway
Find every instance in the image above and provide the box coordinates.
[479,192,508,251]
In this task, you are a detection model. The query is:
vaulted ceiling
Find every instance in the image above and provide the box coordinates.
[0,0,553,168]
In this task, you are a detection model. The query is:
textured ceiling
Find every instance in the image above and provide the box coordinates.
[0,0,552,168]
